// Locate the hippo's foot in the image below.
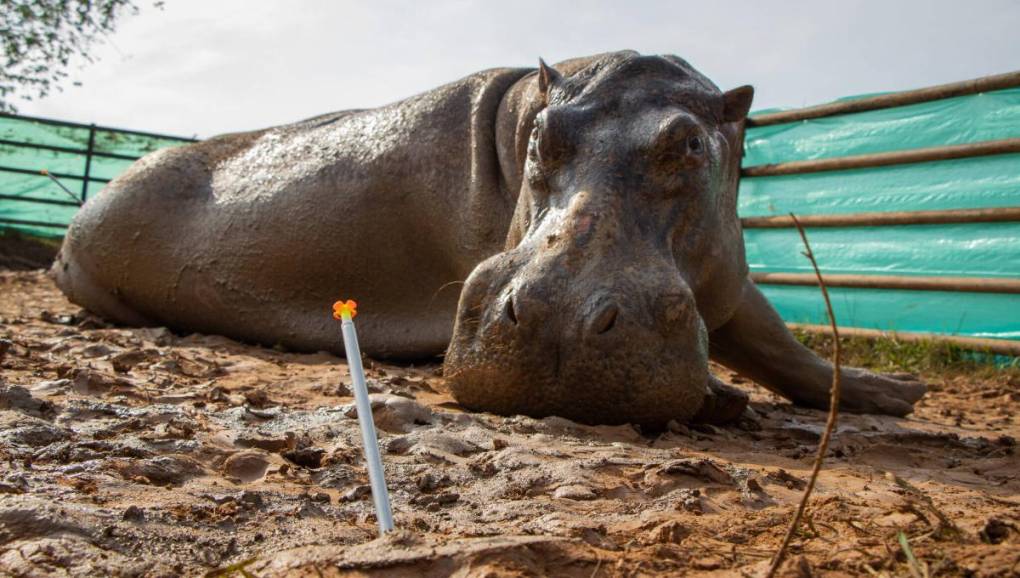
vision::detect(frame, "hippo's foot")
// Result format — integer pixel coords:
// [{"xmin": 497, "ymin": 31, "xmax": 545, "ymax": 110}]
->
[
  {"xmin": 827, "ymin": 367, "xmax": 927, "ymax": 417},
  {"xmin": 691, "ymin": 377, "xmax": 749, "ymax": 425},
  {"xmin": 794, "ymin": 367, "xmax": 927, "ymax": 417}
]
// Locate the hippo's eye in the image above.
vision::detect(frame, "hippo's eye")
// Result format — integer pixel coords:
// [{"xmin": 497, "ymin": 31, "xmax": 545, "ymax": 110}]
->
[{"xmin": 688, "ymin": 135, "xmax": 703, "ymax": 154}]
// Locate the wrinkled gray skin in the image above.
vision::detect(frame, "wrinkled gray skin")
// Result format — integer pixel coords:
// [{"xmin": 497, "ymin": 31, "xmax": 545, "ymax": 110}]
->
[{"xmin": 53, "ymin": 51, "xmax": 926, "ymax": 428}]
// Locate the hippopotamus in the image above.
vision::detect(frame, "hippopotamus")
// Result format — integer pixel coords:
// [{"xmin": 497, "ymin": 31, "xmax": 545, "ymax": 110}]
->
[{"xmin": 53, "ymin": 50, "xmax": 926, "ymax": 428}]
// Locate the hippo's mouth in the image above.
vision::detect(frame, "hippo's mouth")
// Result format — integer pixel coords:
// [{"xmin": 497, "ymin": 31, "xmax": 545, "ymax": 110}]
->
[
  {"xmin": 444, "ymin": 249, "xmax": 712, "ymax": 429},
  {"xmin": 445, "ymin": 339, "xmax": 709, "ymax": 428}
]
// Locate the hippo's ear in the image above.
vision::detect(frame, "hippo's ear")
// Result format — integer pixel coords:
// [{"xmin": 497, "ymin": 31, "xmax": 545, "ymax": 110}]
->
[
  {"xmin": 537, "ymin": 58, "xmax": 562, "ymax": 104},
  {"xmin": 722, "ymin": 85, "xmax": 755, "ymax": 123}
]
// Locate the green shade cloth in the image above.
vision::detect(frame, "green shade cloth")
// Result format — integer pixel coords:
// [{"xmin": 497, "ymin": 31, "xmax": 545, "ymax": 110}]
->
[
  {"xmin": 1, "ymin": 83, "xmax": 1018, "ymax": 343},
  {"xmin": 0, "ymin": 114, "xmax": 191, "ymax": 237},
  {"xmin": 741, "ymin": 86, "xmax": 1020, "ymax": 342},
  {"xmin": 759, "ymin": 285, "xmax": 1020, "ymax": 341}
]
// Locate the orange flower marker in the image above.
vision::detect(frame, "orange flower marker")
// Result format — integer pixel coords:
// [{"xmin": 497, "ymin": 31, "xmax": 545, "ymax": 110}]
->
[
  {"xmin": 332, "ymin": 298, "xmax": 394, "ymax": 535},
  {"xmin": 332, "ymin": 299, "xmax": 358, "ymax": 320}
]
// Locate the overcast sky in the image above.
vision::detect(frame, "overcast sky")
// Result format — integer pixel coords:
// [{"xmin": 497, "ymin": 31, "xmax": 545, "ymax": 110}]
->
[{"xmin": 16, "ymin": 0, "xmax": 1020, "ymax": 139}]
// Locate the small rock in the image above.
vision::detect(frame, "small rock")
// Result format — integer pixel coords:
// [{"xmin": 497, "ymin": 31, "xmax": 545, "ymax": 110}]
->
[
  {"xmin": 412, "ymin": 431, "xmax": 484, "ymax": 457},
  {"xmin": 283, "ymin": 447, "xmax": 324, "ymax": 469},
  {"xmin": 222, "ymin": 451, "xmax": 270, "ymax": 483},
  {"xmin": 0, "ymin": 413, "xmax": 71, "ymax": 449},
  {"xmin": 415, "ymin": 472, "xmax": 449, "ymax": 492},
  {"xmin": 322, "ymin": 447, "xmax": 358, "ymax": 466},
  {"xmin": 135, "ymin": 327, "xmax": 174, "ymax": 346},
  {"xmin": 675, "ymin": 488, "xmax": 702, "ymax": 513},
  {"xmin": 29, "ymin": 379, "xmax": 70, "ymax": 395},
  {"xmin": 235, "ymin": 432, "xmax": 295, "ymax": 453},
  {"xmin": 691, "ymin": 555, "xmax": 724, "ymax": 570},
  {"xmin": 297, "ymin": 501, "xmax": 326, "ymax": 518},
  {"xmin": 652, "ymin": 520, "xmax": 688, "ymax": 544},
  {"xmin": 980, "ymin": 517, "xmax": 1013, "ymax": 544},
  {"xmin": 111, "ymin": 455, "xmax": 204, "ymax": 486},
  {"xmin": 307, "ymin": 492, "xmax": 331, "ymax": 504},
  {"xmin": 240, "ymin": 491, "xmax": 264, "ymax": 509},
  {"xmin": 40, "ymin": 310, "xmax": 77, "ymax": 325},
  {"xmin": 243, "ymin": 389, "xmax": 271, "ymax": 408},
  {"xmin": 434, "ymin": 492, "xmax": 460, "ymax": 504},
  {"xmin": 80, "ymin": 343, "xmax": 113, "ymax": 358},
  {"xmin": 345, "ymin": 395, "xmax": 433, "ymax": 433},
  {"xmin": 0, "ymin": 384, "xmax": 53, "ymax": 417},
  {"xmin": 207, "ymin": 386, "xmax": 230, "ymax": 403},
  {"xmin": 385, "ymin": 436, "xmax": 413, "ymax": 455},
  {"xmin": 71, "ymin": 369, "xmax": 130, "ymax": 396},
  {"xmin": 111, "ymin": 349, "xmax": 157, "ymax": 373},
  {"xmin": 661, "ymin": 458, "xmax": 733, "ymax": 484},
  {"xmin": 667, "ymin": 420, "xmax": 690, "ymax": 436},
  {"xmin": 553, "ymin": 484, "xmax": 597, "ymax": 501},
  {"xmin": 767, "ymin": 469, "xmax": 807, "ymax": 490},
  {"xmin": 341, "ymin": 485, "xmax": 372, "ymax": 502},
  {"xmin": 410, "ymin": 491, "xmax": 460, "ymax": 509},
  {"xmin": 243, "ymin": 406, "xmax": 279, "ymax": 419},
  {"xmin": 156, "ymin": 354, "xmax": 221, "ymax": 378},
  {"xmin": 0, "ymin": 474, "xmax": 29, "ymax": 495},
  {"xmin": 315, "ymin": 467, "xmax": 357, "ymax": 489},
  {"xmin": 122, "ymin": 505, "xmax": 145, "ymax": 522}
]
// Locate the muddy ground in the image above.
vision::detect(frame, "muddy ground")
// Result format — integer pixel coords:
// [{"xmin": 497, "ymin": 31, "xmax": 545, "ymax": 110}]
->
[{"xmin": 1, "ymin": 269, "xmax": 1018, "ymax": 577}]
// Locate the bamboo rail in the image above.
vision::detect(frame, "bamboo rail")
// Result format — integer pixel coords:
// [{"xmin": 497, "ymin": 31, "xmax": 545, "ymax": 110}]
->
[
  {"xmin": 751, "ymin": 272, "xmax": 1020, "ymax": 294},
  {"xmin": 741, "ymin": 207, "xmax": 1020, "ymax": 228},
  {"xmin": 0, "ymin": 111, "xmax": 198, "ymax": 143},
  {"xmin": 741, "ymin": 138, "xmax": 1020, "ymax": 177},
  {"xmin": 740, "ymin": 72, "xmax": 1020, "ymax": 353},
  {"xmin": 0, "ymin": 217, "xmax": 68, "ymax": 229},
  {"xmin": 0, "ymin": 194, "xmax": 80, "ymax": 208},
  {"xmin": 788, "ymin": 323, "xmax": 1020, "ymax": 356},
  {"xmin": 747, "ymin": 70, "xmax": 1020, "ymax": 127}
]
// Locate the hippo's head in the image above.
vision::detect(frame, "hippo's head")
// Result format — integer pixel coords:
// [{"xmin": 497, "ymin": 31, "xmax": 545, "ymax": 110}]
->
[{"xmin": 445, "ymin": 52, "xmax": 754, "ymax": 428}]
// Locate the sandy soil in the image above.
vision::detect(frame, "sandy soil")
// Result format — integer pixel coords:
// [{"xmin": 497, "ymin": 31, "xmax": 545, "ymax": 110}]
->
[{"xmin": 1, "ymin": 270, "xmax": 1017, "ymax": 577}]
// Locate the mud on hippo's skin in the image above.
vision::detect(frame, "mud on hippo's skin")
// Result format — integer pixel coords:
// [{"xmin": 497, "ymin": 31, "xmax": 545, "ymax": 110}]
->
[
  {"xmin": 445, "ymin": 53, "xmax": 754, "ymax": 428},
  {"xmin": 445, "ymin": 224, "xmax": 711, "ymax": 426},
  {"xmin": 53, "ymin": 49, "xmax": 926, "ymax": 429}
]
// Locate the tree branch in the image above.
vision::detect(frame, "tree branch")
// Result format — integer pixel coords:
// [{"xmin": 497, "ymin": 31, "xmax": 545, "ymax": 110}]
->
[{"xmin": 765, "ymin": 213, "xmax": 842, "ymax": 577}]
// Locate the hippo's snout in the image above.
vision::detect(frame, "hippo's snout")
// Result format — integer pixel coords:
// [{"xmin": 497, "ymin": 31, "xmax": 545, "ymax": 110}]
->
[
  {"xmin": 499, "ymin": 281, "xmax": 694, "ymax": 347},
  {"xmin": 445, "ymin": 235, "xmax": 710, "ymax": 428}
]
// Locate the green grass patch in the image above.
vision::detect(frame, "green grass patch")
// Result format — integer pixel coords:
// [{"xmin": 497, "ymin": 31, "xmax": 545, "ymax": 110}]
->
[{"xmin": 793, "ymin": 329, "xmax": 1020, "ymax": 377}]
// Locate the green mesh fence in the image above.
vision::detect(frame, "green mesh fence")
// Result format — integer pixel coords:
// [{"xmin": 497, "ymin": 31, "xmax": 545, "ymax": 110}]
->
[
  {"xmin": 741, "ymin": 86, "xmax": 1020, "ymax": 341},
  {"xmin": 0, "ymin": 113, "xmax": 194, "ymax": 237}
]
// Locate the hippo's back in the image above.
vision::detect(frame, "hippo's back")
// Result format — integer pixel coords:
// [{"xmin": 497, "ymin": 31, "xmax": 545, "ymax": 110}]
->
[{"xmin": 53, "ymin": 66, "xmax": 531, "ymax": 357}]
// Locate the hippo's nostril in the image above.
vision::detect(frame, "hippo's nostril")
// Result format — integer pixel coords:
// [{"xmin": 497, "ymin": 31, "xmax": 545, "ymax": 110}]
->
[
  {"xmin": 590, "ymin": 303, "xmax": 619, "ymax": 335},
  {"xmin": 504, "ymin": 296, "xmax": 518, "ymax": 325}
]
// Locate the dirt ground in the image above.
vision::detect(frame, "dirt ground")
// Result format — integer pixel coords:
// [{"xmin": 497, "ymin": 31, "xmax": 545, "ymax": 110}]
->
[{"xmin": 1, "ymin": 270, "xmax": 1018, "ymax": 577}]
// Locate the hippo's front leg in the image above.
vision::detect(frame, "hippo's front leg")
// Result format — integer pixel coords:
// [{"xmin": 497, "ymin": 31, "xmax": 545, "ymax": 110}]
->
[{"xmin": 708, "ymin": 279, "xmax": 927, "ymax": 416}]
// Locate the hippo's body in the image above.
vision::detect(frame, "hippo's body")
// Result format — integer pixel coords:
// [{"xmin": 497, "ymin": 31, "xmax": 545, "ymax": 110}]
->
[{"xmin": 54, "ymin": 51, "xmax": 926, "ymax": 427}]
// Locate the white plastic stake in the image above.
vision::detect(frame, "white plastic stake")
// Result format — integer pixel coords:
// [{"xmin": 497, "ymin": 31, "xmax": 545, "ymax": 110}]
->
[{"xmin": 334, "ymin": 300, "xmax": 394, "ymax": 535}]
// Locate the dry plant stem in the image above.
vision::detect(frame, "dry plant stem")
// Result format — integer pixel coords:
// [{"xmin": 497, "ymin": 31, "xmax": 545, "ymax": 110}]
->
[
  {"xmin": 765, "ymin": 214, "xmax": 843, "ymax": 578},
  {"xmin": 42, "ymin": 171, "xmax": 84, "ymax": 205}
]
